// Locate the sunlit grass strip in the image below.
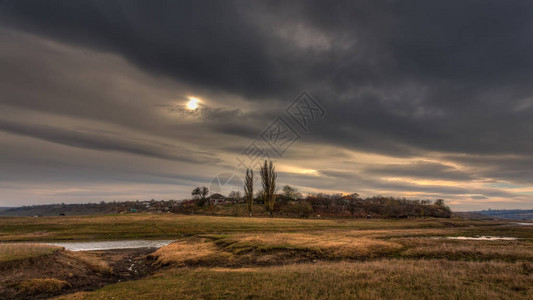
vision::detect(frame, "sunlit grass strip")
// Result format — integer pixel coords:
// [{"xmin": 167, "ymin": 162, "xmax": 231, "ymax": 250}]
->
[
  {"xmin": 216, "ymin": 232, "xmax": 403, "ymax": 259},
  {"xmin": 18, "ymin": 278, "xmax": 71, "ymax": 294},
  {"xmin": 0, "ymin": 244, "xmax": 62, "ymax": 262},
  {"xmin": 152, "ymin": 239, "xmax": 232, "ymax": 266}
]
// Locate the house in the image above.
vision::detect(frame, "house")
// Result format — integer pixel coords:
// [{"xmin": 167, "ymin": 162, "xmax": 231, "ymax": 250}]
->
[
  {"xmin": 208, "ymin": 193, "xmax": 226, "ymax": 205},
  {"xmin": 150, "ymin": 200, "xmax": 171, "ymax": 211}
]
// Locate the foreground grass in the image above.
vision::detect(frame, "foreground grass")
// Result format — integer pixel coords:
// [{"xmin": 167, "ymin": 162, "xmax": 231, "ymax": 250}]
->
[
  {"xmin": 0, "ymin": 214, "xmax": 503, "ymax": 241},
  {"xmin": 396, "ymin": 237, "xmax": 533, "ymax": 261},
  {"xmin": 2, "ymin": 214, "xmax": 532, "ymax": 299},
  {"xmin": 0, "ymin": 244, "xmax": 62, "ymax": 263},
  {"xmin": 60, "ymin": 260, "xmax": 533, "ymax": 300}
]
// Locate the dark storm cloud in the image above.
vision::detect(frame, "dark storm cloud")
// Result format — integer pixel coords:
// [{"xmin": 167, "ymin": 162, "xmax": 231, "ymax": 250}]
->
[
  {"xmin": 2, "ymin": 0, "xmax": 533, "ymax": 158},
  {"xmin": 0, "ymin": 0, "xmax": 289, "ymax": 99},
  {"xmin": 0, "ymin": 155, "xmax": 208, "ymax": 187},
  {"xmin": 0, "ymin": 119, "xmax": 220, "ymax": 164},
  {"xmin": 444, "ymin": 154, "xmax": 533, "ymax": 185}
]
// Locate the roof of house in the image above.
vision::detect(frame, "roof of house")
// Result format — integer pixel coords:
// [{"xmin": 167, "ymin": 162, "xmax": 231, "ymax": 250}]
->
[{"xmin": 208, "ymin": 193, "xmax": 226, "ymax": 199}]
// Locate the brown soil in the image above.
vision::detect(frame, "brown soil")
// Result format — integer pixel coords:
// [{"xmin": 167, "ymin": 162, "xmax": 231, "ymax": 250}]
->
[{"xmin": 0, "ymin": 248, "xmax": 160, "ymax": 299}]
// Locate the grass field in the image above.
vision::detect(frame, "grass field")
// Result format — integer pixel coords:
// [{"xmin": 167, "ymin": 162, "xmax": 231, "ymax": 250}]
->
[
  {"xmin": 0, "ymin": 214, "xmax": 507, "ymax": 241},
  {"xmin": 1, "ymin": 214, "xmax": 532, "ymax": 299},
  {"xmin": 60, "ymin": 260, "xmax": 533, "ymax": 300}
]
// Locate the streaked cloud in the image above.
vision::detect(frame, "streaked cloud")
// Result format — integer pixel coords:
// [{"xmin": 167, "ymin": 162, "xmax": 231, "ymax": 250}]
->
[{"xmin": 0, "ymin": 1, "xmax": 532, "ymax": 210}]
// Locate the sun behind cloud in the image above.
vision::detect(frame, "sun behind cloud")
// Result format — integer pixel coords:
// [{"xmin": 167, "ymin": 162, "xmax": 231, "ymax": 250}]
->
[{"xmin": 186, "ymin": 97, "xmax": 200, "ymax": 110}]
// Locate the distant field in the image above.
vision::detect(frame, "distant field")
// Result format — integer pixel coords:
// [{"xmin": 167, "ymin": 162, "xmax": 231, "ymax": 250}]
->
[{"xmin": 0, "ymin": 214, "xmax": 507, "ymax": 242}]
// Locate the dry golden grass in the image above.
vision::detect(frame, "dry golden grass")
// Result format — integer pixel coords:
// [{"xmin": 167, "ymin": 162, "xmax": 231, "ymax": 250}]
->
[
  {"xmin": 18, "ymin": 278, "xmax": 70, "ymax": 294},
  {"xmin": 63, "ymin": 251, "xmax": 113, "ymax": 274},
  {"xmin": 152, "ymin": 239, "xmax": 232, "ymax": 266},
  {"xmin": 218, "ymin": 232, "xmax": 403, "ymax": 259},
  {"xmin": 154, "ymin": 228, "xmax": 533, "ymax": 267},
  {"xmin": 58, "ymin": 260, "xmax": 533, "ymax": 300},
  {"xmin": 152, "ymin": 232, "xmax": 404, "ymax": 267},
  {"xmin": 0, "ymin": 244, "xmax": 62, "ymax": 263}
]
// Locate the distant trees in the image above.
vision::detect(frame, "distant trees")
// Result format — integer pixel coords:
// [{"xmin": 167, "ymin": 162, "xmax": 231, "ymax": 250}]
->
[
  {"xmin": 228, "ymin": 190, "xmax": 242, "ymax": 202},
  {"xmin": 244, "ymin": 169, "xmax": 254, "ymax": 217},
  {"xmin": 192, "ymin": 186, "xmax": 209, "ymax": 206},
  {"xmin": 260, "ymin": 160, "xmax": 277, "ymax": 217},
  {"xmin": 182, "ymin": 167, "xmax": 451, "ymax": 219},
  {"xmin": 282, "ymin": 185, "xmax": 302, "ymax": 200},
  {"xmin": 305, "ymin": 194, "xmax": 451, "ymax": 218},
  {"xmin": 346, "ymin": 193, "xmax": 362, "ymax": 216},
  {"xmin": 191, "ymin": 188, "xmax": 199, "ymax": 199}
]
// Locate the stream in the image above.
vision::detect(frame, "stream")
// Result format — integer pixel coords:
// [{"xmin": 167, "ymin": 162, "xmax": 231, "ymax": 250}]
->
[{"xmin": 41, "ymin": 239, "xmax": 174, "ymax": 251}]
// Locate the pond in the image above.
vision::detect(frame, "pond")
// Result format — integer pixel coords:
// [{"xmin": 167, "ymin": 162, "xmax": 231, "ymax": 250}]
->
[
  {"xmin": 41, "ymin": 240, "xmax": 174, "ymax": 251},
  {"xmin": 510, "ymin": 222, "xmax": 533, "ymax": 226}
]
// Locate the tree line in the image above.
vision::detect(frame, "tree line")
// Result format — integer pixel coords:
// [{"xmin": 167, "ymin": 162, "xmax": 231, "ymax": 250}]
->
[{"xmin": 187, "ymin": 160, "xmax": 451, "ymax": 218}]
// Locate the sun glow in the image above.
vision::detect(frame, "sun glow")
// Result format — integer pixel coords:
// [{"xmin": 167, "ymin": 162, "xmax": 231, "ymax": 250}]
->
[
  {"xmin": 186, "ymin": 97, "xmax": 200, "ymax": 110},
  {"xmin": 278, "ymin": 165, "xmax": 319, "ymax": 175}
]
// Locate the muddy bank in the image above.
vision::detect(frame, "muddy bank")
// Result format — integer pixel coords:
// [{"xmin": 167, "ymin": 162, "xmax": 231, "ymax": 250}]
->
[{"xmin": 0, "ymin": 247, "xmax": 161, "ymax": 299}]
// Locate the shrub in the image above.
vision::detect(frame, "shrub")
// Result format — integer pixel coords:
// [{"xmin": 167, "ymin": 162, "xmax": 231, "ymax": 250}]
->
[{"xmin": 18, "ymin": 278, "xmax": 71, "ymax": 294}]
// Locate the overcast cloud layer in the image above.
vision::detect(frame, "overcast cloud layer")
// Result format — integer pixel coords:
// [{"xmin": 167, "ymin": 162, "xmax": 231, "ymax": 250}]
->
[{"xmin": 1, "ymin": 0, "xmax": 532, "ymax": 210}]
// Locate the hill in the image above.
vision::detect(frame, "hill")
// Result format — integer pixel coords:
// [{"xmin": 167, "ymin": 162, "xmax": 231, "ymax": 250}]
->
[
  {"xmin": 471, "ymin": 209, "xmax": 533, "ymax": 220},
  {"xmin": 0, "ymin": 202, "xmax": 154, "ymax": 217},
  {"xmin": 0, "ymin": 196, "xmax": 452, "ymax": 219},
  {"xmin": 453, "ymin": 211, "xmax": 499, "ymax": 220}
]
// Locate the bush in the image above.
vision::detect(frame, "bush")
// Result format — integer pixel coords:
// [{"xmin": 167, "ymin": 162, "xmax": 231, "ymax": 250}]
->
[
  {"xmin": 280, "ymin": 201, "xmax": 314, "ymax": 218},
  {"xmin": 18, "ymin": 278, "xmax": 71, "ymax": 294}
]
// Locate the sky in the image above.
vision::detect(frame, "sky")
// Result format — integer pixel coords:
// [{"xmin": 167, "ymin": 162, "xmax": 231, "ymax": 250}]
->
[{"xmin": 1, "ymin": 1, "xmax": 533, "ymax": 211}]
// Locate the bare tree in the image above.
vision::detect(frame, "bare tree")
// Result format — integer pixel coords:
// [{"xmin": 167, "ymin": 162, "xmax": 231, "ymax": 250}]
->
[
  {"xmin": 260, "ymin": 160, "xmax": 277, "ymax": 217},
  {"xmin": 244, "ymin": 169, "xmax": 254, "ymax": 217},
  {"xmin": 228, "ymin": 190, "xmax": 242, "ymax": 202},
  {"xmin": 200, "ymin": 186, "xmax": 209, "ymax": 204},
  {"xmin": 346, "ymin": 193, "xmax": 361, "ymax": 216},
  {"xmin": 192, "ymin": 186, "xmax": 209, "ymax": 206},
  {"xmin": 191, "ymin": 187, "xmax": 200, "ymax": 200}
]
